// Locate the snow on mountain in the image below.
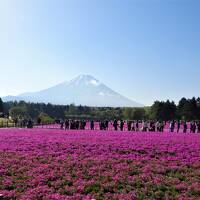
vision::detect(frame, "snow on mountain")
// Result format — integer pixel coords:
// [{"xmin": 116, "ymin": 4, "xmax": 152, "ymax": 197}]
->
[{"xmin": 2, "ymin": 75, "xmax": 143, "ymax": 107}]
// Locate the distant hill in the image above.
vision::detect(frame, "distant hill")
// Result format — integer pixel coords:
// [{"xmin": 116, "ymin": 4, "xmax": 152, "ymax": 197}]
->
[{"xmin": 2, "ymin": 74, "xmax": 143, "ymax": 107}]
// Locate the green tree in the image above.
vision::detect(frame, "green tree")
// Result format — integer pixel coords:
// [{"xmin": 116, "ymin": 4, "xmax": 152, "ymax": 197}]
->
[
  {"xmin": 132, "ymin": 108, "xmax": 146, "ymax": 120},
  {"xmin": 151, "ymin": 100, "xmax": 176, "ymax": 121},
  {"xmin": 150, "ymin": 101, "xmax": 164, "ymax": 120},
  {"xmin": 197, "ymin": 98, "xmax": 200, "ymax": 119},
  {"xmin": 0, "ymin": 98, "xmax": 3, "ymax": 116},
  {"xmin": 65, "ymin": 104, "xmax": 77, "ymax": 116},
  {"xmin": 9, "ymin": 106, "xmax": 28, "ymax": 119},
  {"xmin": 177, "ymin": 97, "xmax": 198, "ymax": 120},
  {"xmin": 38, "ymin": 112, "xmax": 54, "ymax": 123},
  {"xmin": 123, "ymin": 108, "xmax": 146, "ymax": 120},
  {"xmin": 123, "ymin": 108, "xmax": 133, "ymax": 119},
  {"xmin": 164, "ymin": 100, "xmax": 177, "ymax": 120}
]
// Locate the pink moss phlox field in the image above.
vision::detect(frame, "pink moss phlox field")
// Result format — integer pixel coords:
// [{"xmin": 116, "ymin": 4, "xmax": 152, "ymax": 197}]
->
[{"xmin": 0, "ymin": 129, "xmax": 200, "ymax": 200}]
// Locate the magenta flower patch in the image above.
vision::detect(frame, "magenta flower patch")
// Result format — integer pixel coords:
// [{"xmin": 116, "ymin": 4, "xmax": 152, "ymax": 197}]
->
[{"xmin": 0, "ymin": 129, "xmax": 200, "ymax": 199}]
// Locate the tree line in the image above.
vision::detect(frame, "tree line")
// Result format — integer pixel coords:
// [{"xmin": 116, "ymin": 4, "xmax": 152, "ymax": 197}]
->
[{"xmin": 0, "ymin": 97, "xmax": 200, "ymax": 123}]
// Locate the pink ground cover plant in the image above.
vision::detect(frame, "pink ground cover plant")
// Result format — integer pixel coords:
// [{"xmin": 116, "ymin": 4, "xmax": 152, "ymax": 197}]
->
[{"xmin": 0, "ymin": 129, "xmax": 200, "ymax": 200}]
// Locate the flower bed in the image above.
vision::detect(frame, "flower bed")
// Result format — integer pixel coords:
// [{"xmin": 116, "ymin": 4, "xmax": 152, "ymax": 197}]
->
[{"xmin": 0, "ymin": 129, "xmax": 200, "ymax": 199}]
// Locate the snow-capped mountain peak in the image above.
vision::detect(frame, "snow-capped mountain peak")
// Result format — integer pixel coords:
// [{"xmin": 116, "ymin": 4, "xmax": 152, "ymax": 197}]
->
[
  {"xmin": 2, "ymin": 75, "xmax": 143, "ymax": 107},
  {"xmin": 68, "ymin": 74, "xmax": 101, "ymax": 86}
]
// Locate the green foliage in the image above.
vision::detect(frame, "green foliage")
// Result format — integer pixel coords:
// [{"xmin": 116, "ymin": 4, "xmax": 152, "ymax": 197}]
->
[
  {"xmin": 2, "ymin": 96, "xmax": 200, "ymax": 121},
  {"xmin": 150, "ymin": 100, "xmax": 177, "ymax": 121},
  {"xmin": 0, "ymin": 118, "xmax": 14, "ymax": 127},
  {"xmin": 9, "ymin": 105, "xmax": 28, "ymax": 119},
  {"xmin": 66, "ymin": 104, "xmax": 77, "ymax": 115},
  {"xmin": 38, "ymin": 112, "xmax": 54, "ymax": 124},
  {"xmin": 0, "ymin": 98, "xmax": 4, "ymax": 116},
  {"xmin": 84, "ymin": 183, "xmax": 101, "ymax": 194},
  {"xmin": 177, "ymin": 97, "xmax": 199, "ymax": 120},
  {"xmin": 123, "ymin": 107, "xmax": 147, "ymax": 120}
]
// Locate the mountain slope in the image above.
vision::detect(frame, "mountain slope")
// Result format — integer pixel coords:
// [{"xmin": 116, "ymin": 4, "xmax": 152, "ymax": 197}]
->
[{"xmin": 2, "ymin": 75, "xmax": 143, "ymax": 107}]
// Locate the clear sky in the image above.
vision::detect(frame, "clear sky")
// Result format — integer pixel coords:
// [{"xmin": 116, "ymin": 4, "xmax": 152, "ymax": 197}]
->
[{"xmin": 0, "ymin": 0, "xmax": 200, "ymax": 106}]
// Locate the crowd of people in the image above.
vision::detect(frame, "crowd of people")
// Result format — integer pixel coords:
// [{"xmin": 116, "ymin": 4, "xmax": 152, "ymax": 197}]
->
[
  {"xmin": 8, "ymin": 117, "xmax": 200, "ymax": 133},
  {"xmin": 58, "ymin": 119, "xmax": 200, "ymax": 133},
  {"xmin": 60, "ymin": 119, "xmax": 87, "ymax": 130},
  {"xmin": 12, "ymin": 118, "xmax": 34, "ymax": 128}
]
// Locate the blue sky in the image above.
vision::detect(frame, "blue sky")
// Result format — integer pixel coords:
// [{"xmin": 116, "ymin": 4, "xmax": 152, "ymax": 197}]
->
[{"xmin": 0, "ymin": 0, "xmax": 200, "ymax": 105}]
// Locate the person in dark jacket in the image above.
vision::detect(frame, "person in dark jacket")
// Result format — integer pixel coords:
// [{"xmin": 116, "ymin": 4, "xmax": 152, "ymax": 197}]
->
[
  {"xmin": 105, "ymin": 120, "xmax": 109, "ymax": 130},
  {"xmin": 197, "ymin": 121, "xmax": 200, "ymax": 133},
  {"xmin": 75, "ymin": 120, "xmax": 80, "ymax": 130},
  {"xmin": 90, "ymin": 120, "xmax": 94, "ymax": 130},
  {"xmin": 135, "ymin": 121, "xmax": 139, "ymax": 132},
  {"xmin": 127, "ymin": 121, "xmax": 132, "ymax": 131},
  {"xmin": 65, "ymin": 119, "xmax": 69, "ymax": 130},
  {"xmin": 183, "ymin": 122, "xmax": 187, "ymax": 133},
  {"xmin": 120, "ymin": 120, "xmax": 124, "ymax": 131},
  {"xmin": 177, "ymin": 121, "xmax": 181, "ymax": 133},
  {"xmin": 113, "ymin": 120, "xmax": 118, "ymax": 131},
  {"xmin": 27, "ymin": 119, "xmax": 33, "ymax": 129}
]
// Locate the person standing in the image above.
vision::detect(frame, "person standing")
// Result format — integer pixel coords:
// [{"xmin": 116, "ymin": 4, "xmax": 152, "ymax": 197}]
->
[
  {"xmin": 75, "ymin": 120, "xmax": 80, "ymax": 130},
  {"xmin": 132, "ymin": 121, "xmax": 135, "ymax": 131},
  {"xmin": 120, "ymin": 120, "xmax": 124, "ymax": 131},
  {"xmin": 99, "ymin": 121, "xmax": 103, "ymax": 130},
  {"xmin": 197, "ymin": 121, "xmax": 200, "ymax": 133},
  {"xmin": 105, "ymin": 120, "xmax": 109, "ymax": 130},
  {"xmin": 169, "ymin": 121, "xmax": 175, "ymax": 133},
  {"xmin": 194, "ymin": 122, "xmax": 197, "ymax": 133},
  {"xmin": 155, "ymin": 121, "xmax": 160, "ymax": 132},
  {"xmin": 60, "ymin": 120, "xmax": 64, "ymax": 130},
  {"xmin": 113, "ymin": 119, "xmax": 118, "ymax": 131},
  {"xmin": 183, "ymin": 122, "xmax": 187, "ymax": 133},
  {"xmin": 65, "ymin": 119, "xmax": 69, "ymax": 130},
  {"xmin": 136, "ymin": 121, "xmax": 139, "ymax": 132},
  {"xmin": 127, "ymin": 121, "xmax": 132, "ymax": 131},
  {"xmin": 142, "ymin": 121, "xmax": 147, "ymax": 132},
  {"xmin": 82, "ymin": 120, "xmax": 86, "ymax": 130},
  {"xmin": 192, "ymin": 121, "xmax": 196, "ymax": 133},
  {"xmin": 70, "ymin": 120, "xmax": 75, "ymax": 129},
  {"xmin": 177, "ymin": 121, "xmax": 181, "ymax": 133},
  {"xmin": 90, "ymin": 120, "xmax": 94, "ymax": 130},
  {"xmin": 160, "ymin": 121, "xmax": 164, "ymax": 132}
]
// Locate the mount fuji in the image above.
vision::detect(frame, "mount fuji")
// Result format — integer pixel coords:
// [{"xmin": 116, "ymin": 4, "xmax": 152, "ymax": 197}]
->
[{"xmin": 2, "ymin": 75, "xmax": 143, "ymax": 107}]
